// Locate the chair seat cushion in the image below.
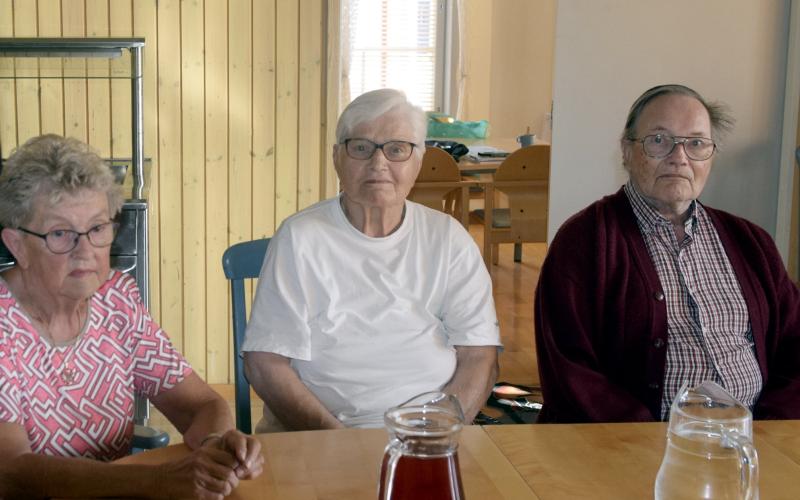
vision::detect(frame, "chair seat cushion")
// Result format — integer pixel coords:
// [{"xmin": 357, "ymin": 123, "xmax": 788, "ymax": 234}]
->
[{"xmin": 472, "ymin": 208, "xmax": 511, "ymax": 228}]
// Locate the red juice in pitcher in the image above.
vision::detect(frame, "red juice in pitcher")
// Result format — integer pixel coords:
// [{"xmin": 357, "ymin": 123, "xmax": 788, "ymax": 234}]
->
[
  {"xmin": 378, "ymin": 451, "xmax": 465, "ymax": 500},
  {"xmin": 378, "ymin": 392, "xmax": 467, "ymax": 500}
]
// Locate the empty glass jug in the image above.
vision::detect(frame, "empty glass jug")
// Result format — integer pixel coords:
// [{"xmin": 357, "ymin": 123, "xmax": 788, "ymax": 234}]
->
[
  {"xmin": 378, "ymin": 392, "xmax": 465, "ymax": 500},
  {"xmin": 655, "ymin": 381, "xmax": 759, "ymax": 500}
]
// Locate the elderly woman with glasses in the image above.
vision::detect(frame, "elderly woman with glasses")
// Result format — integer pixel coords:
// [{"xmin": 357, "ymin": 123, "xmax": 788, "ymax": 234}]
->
[
  {"xmin": 535, "ymin": 84, "xmax": 800, "ymax": 423},
  {"xmin": 0, "ymin": 135, "xmax": 262, "ymax": 498},
  {"xmin": 243, "ymin": 88, "xmax": 501, "ymax": 431}
]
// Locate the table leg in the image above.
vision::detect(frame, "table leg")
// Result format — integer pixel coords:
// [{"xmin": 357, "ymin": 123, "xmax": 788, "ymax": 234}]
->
[{"xmin": 483, "ymin": 183, "xmax": 494, "ymax": 267}]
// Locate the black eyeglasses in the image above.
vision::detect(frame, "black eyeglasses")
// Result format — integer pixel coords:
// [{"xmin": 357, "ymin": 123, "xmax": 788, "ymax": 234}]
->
[
  {"xmin": 17, "ymin": 221, "xmax": 119, "ymax": 254},
  {"xmin": 343, "ymin": 138, "xmax": 417, "ymax": 162},
  {"xmin": 629, "ymin": 134, "xmax": 716, "ymax": 161}
]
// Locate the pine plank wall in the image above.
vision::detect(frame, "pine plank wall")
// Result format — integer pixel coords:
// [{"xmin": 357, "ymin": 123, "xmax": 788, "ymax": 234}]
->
[{"xmin": 0, "ymin": 0, "xmax": 341, "ymax": 383}]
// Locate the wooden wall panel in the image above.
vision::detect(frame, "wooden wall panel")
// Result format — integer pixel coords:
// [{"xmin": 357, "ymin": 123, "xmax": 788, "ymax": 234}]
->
[
  {"xmin": 0, "ymin": 0, "xmax": 15, "ymax": 152},
  {"xmin": 85, "ymin": 0, "xmax": 111, "ymax": 157},
  {"xmin": 155, "ymin": 0, "xmax": 184, "ymax": 353},
  {"xmin": 298, "ymin": 0, "xmax": 323, "ymax": 210},
  {"xmin": 227, "ymin": 0, "xmax": 254, "ymax": 383},
  {"xmin": 181, "ymin": 0, "xmax": 207, "ymax": 375},
  {"xmin": 323, "ymin": 0, "xmax": 341, "ymax": 199},
  {"xmin": 204, "ymin": 0, "xmax": 230, "ymax": 383},
  {"xmin": 62, "ymin": 0, "xmax": 88, "ymax": 143},
  {"xmin": 109, "ymin": 0, "xmax": 133, "ymax": 161},
  {"xmin": 251, "ymin": 0, "xmax": 276, "ymax": 239},
  {"xmin": 37, "ymin": 0, "xmax": 64, "ymax": 137},
  {"xmin": 275, "ymin": 0, "xmax": 299, "ymax": 223},
  {"xmin": 0, "ymin": 0, "xmax": 337, "ymax": 384},
  {"xmin": 228, "ymin": 1, "xmax": 253, "ymax": 249},
  {"xmin": 13, "ymin": 1, "xmax": 39, "ymax": 144}
]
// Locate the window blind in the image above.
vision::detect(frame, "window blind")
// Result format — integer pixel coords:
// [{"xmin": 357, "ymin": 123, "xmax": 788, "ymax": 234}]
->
[{"xmin": 348, "ymin": 0, "xmax": 439, "ymax": 111}]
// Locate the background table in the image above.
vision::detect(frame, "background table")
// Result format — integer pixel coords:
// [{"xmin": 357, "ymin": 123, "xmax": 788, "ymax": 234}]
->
[
  {"xmin": 120, "ymin": 421, "xmax": 800, "ymax": 499},
  {"xmin": 457, "ymin": 138, "xmax": 520, "ymax": 175}
]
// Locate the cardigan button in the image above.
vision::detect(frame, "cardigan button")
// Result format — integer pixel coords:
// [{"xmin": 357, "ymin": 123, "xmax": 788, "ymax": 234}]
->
[
  {"xmin": 653, "ymin": 291, "xmax": 665, "ymax": 301},
  {"xmin": 648, "ymin": 382, "xmax": 660, "ymax": 390},
  {"xmin": 653, "ymin": 338, "xmax": 665, "ymax": 348}
]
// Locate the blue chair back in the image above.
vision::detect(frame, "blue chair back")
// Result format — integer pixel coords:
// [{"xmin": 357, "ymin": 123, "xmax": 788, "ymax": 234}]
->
[{"xmin": 221, "ymin": 238, "xmax": 270, "ymax": 434}]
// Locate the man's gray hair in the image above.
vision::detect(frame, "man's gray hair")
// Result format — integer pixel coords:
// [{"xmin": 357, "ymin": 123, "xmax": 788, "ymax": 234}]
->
[
  {"xmin": 336, "ymin": 88, "xmax": 428, "ymax": 153},
  {"xmin": 622, "ymin": 84, "xmax": 735, "ymax": 143},
  {"xmin": 0, "ymin": 134, "xmax": 125, "ymax": 228}
]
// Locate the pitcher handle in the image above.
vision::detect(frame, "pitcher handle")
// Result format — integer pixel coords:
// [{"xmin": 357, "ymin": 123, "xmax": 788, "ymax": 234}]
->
[
  {"xmin": 379, "ymin": 438, "xmax": 403, "ymax": 500},
  {"xmin": 722, "ymin": 430, "xmax": 759, "ymax": 500}
]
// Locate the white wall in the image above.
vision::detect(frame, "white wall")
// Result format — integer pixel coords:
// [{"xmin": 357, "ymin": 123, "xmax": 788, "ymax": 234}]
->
[
  {"xmin": 549, "ymin": 0, "xmax": 790, "ymax": 239},
  {"xmin": 460, "ymin": 0, "xmax": 556, "ymax": 141},
  {"xmin": 488, "ymin": 0, "xmax": 556, "ymax": 139}
]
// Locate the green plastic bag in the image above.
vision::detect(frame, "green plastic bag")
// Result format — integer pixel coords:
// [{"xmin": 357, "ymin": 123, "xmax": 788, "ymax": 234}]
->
[{"xmin": 426, "ymin": 113, "xmax": 488, "ymax": 139}]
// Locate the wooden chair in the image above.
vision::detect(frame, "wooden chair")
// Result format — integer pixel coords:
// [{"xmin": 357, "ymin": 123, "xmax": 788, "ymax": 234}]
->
[
  {"xmin": 408, "ymin": 146, "xmax": 472, "ymax": 228},
  {"xmin": 222, "ymin": 237, "xmax": 271, "ymax": 434},
  {"xmin": 480, "ymin": 145, "xmax": 550, "ymax": 266}
]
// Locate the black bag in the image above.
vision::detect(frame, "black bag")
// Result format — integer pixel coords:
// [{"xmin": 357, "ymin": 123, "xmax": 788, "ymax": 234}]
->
[{"xmin": 424, "ymin": 140, "xmax": 469, "ymax": 161}]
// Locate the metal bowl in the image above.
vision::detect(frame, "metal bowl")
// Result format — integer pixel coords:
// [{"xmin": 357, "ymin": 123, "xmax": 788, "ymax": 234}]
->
[{"xmin": 110, "ymin": 163, "xmax": 128, "ymax": 184}]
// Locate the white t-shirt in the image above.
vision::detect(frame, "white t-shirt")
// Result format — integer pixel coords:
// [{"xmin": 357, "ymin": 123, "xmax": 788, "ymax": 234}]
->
[{"xmin": 242, "ymin": 195, "xmax": 501, "ymax": 428}]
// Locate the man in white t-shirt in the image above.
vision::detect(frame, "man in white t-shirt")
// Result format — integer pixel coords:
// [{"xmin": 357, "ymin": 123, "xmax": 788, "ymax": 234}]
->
[{"xmin": 242, "ymin": 89, "xmax": 501, "ymax": 430}]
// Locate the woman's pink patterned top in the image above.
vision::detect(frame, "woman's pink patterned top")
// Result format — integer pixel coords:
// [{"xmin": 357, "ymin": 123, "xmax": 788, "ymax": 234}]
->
[{"xmin": 0, "ymin": 271, "xmax": 192, "ymax": 461}]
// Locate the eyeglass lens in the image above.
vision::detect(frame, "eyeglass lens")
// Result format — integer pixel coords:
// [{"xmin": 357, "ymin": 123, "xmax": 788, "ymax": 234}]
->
[
  {"xmin": 46, "ymin": 223, "xmax": 117, "ymax": 253},
  {"xmin": 642, "ymin": 134, "xmax": 715, "ymax": 160},
  {"xmin": 345, "ymin": 139, "xmax": 414, "ymax": 162}
]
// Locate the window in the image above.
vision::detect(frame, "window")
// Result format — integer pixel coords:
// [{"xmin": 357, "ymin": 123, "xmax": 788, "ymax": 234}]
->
[{"xmin": 346, "ymin": 0, "xmax": 449, "ymax": 112}]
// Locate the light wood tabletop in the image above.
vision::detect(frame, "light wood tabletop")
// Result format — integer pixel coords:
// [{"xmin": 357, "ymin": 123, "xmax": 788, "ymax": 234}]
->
[
  {"xmin": 119, "ymin": 421, "xmax": 800, "ymax": 499},
  {"xmin": 119, "ymin": 425, "xmax": 537, "ymax": 500},
  {"xmin": 484, "ymin": 421, "xmax": 800, "ymax": 500},
  {"xmin": 753, "ymin": 420, "xmax": 800, "ymax": 467}
]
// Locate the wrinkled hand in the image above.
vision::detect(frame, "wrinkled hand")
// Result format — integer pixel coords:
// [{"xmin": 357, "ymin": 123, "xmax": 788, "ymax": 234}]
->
[
  {"xmin": 159, "ymin": 444, "xmax": 242, "ymax": 500},
  {"xmin": 212, "ymin": 429, "xmax": 264, "ymax": 480}
]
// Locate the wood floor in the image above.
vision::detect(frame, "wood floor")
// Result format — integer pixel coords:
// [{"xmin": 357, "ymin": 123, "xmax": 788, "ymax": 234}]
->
[{"xmin": 150, "ymin": 223, "xmax": 546, "ymax": 443}]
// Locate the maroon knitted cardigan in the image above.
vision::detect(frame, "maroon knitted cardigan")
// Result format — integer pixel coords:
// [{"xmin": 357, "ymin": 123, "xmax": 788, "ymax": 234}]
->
[{"xmin": 534, "ymin": 188, "xmax": 800, "ymax": 422}]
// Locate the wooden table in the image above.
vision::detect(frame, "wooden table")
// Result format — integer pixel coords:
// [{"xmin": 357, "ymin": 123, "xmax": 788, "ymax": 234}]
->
[
  {"xmin": 118, "ymin": 425, "xmax": 536, "ymax": 499},
  {"xmin": 486, "ymin": 421, "xmax": 800, "ymax": 500},
  {"xmin": 120, "ymin": 421, "xmax": 800, "ymax": 499}
]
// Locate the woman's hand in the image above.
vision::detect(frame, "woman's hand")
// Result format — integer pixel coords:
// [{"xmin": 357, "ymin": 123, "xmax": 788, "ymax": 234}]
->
[
  {"xmin": 202, "ymin": 429, "xmax": 264, "ymax": 480},
  {"xmin": 158, "ymin": 442, "xmax": 244, "ymax": 499}
]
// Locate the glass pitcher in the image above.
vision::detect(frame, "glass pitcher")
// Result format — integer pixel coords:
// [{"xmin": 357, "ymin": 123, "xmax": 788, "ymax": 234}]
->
[
  {"xmin": 655, "ymin": 381, "xmax": 759, "ymax": 500},
  {"xmin": 378, "ymin": 391, "xmax": 466, "ymax": 500}
]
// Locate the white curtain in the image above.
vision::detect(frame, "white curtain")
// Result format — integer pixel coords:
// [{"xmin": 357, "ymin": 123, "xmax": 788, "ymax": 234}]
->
[
  {"xmin": 339, "ymin": 0, "xmax": 352, "ymax": 107},
  {"xmin": 450, "ymin": 0, "xmax": 466, "ymax": 119}
]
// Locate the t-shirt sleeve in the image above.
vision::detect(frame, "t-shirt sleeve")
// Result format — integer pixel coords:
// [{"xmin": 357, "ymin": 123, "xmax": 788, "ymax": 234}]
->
[
  {"xmin": 241, "ymin": 223, "xmax": 312, "ymax": 360},
  {"xmin": 0, "ymin": 331, "xmax": 23, "ymax": 425},
  {"xmin": 440, "ymin": 220, "xmax": 502, "ymax": 348},
  {"xmin": 124, "ymin": 279, "xmax": 192, "ymax": 399}
]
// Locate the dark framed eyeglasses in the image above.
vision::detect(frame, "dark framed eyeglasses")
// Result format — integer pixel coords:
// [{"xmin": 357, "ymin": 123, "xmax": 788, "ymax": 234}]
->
[
  {"xmin": 343, "ymin": 138, "xmax": 417, "ymax": 162},
  {"xmin": 17, "ymin": 221, "xmax": 119, "ymax": 254},
  {"xmin": 629, "ymin": 134, "xmax": 716, "ymax": 161}
]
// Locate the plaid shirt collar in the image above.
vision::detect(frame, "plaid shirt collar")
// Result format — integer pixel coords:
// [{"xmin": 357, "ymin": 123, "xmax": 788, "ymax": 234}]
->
[{"xmin": 624, "ymin": 180, "xmax": 699, "ymax": 238}]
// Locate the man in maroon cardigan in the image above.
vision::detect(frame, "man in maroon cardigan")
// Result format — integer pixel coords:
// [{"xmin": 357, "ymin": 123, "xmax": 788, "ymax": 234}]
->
[{"xmin": 535, "ymin": 84, "xmax": 800, "ymax": 423}]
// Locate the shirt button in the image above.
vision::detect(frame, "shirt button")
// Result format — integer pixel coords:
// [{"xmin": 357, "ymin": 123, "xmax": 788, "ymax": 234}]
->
[
  {"xmin": 653, "ymin": 338, "xmax": 665, "ymax": 348},
  {"xmin": 648, "ymin": 382, "xmax": 660, "ymax": 390},
  {"xmin": 653, "ymin": 291, "xmax": 665, "ymax": 301}
]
